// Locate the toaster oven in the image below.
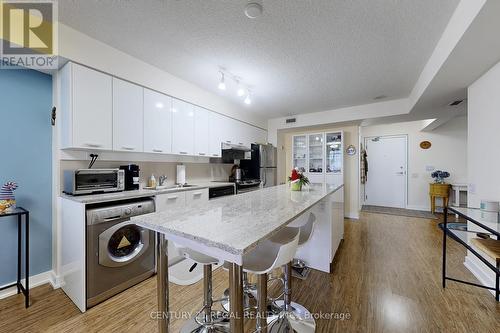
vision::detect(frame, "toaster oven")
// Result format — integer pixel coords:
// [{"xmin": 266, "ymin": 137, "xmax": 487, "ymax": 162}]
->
[{"xmin": 63, "ymin": 169, "xmax": 125, "ymax": 195}]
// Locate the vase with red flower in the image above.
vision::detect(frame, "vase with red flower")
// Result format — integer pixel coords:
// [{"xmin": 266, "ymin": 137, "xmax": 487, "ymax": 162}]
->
[{"xmin": 288, "ymin": 168, "xmax": 309, "ymax": 191}]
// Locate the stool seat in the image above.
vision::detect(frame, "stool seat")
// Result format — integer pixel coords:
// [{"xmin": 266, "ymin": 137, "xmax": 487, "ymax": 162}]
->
[{"xmin": 471, "ymin": 238, "xmax": 500, "ymax": 263}]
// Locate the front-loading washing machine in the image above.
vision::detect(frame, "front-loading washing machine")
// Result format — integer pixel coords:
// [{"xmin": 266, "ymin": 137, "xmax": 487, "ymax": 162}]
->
[{"xmin": 86, "ymin": 198, "xmax": 156, "ymax": 308}]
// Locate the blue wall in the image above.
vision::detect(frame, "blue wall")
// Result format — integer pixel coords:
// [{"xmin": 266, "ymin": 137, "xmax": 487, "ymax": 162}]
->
[{"xmin": 0, "ymin": 69, "xmax": 52, "ymax": 285}]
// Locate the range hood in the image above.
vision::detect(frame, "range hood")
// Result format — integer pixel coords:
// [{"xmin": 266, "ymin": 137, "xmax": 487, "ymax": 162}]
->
[{"xmin": 218, "ymin": 143, "xmax": 252, "ymax": 163}]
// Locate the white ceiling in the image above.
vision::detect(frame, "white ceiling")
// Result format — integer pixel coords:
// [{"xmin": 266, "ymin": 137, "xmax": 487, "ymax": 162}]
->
[{"xmin": 59, "ymin": 0, "xmax": 459, "ymax": 119}]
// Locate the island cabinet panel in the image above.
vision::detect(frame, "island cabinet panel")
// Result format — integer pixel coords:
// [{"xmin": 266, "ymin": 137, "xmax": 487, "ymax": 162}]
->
[
  {"xmin": 112, "ymin": 78, "xmax": 144, "ymax": 152},
  {"xmin": 171, "ymin": 98, "xmax": 195, "ymax": 155},
  {"xmin": 185, "ymin": 188, "xmax": 209, "ymax": 206},
  {"xmin": 143, "ymin": 89, "xmax": 173, "ymax": 154},
  {"xmin": 61, "ymin": 62, "xmax": 113, "ymax": 150}
]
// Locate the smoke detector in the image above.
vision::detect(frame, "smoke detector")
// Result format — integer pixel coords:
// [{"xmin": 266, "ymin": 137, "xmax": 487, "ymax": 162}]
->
[{"xmin": 245, "ymin": 2, "xmax": 263, "ymax": 19}]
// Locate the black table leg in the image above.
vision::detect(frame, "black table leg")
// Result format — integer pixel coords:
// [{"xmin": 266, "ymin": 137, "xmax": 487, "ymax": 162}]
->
[
  {"xmin": 25, "ymin": 212, "xmax": 29, "ymax": 308},
  {"xmin": 17, "ymin": 214, "xmax": 21, "ymax": 294}
]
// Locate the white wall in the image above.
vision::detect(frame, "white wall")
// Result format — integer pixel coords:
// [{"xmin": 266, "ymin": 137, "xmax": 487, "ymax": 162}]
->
[
  {"xmin": 277, "ymin": 125, "xmax": 360, "ymax": 219},
  {"xmin": 361, "ymin": 116, "xmax": 468, "ymax": 211},
  {"xmin": 464, "ymin": 60, "xmax": 500, "ymax": 296},
  {"xmin": 468, "ymin": 60, "xmax": 500, "ymax": 208}
]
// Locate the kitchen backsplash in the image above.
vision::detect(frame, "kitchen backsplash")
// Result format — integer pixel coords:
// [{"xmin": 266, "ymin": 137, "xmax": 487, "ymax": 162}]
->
[{"xmin": 59, "ymin": 160, "xmax": 232, "ymax": 190}]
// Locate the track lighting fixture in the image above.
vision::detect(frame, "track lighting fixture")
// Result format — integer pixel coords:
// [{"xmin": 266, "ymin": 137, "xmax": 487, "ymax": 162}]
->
[{"xmin": 218, "ymin": 71, "xmax": 226, "ymax": 90}]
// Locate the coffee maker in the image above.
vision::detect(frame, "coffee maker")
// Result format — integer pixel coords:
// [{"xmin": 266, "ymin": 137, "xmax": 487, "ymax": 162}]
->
[{"xmin": 119, "ymin": 164, "xmax": 140, "ymax": 190}]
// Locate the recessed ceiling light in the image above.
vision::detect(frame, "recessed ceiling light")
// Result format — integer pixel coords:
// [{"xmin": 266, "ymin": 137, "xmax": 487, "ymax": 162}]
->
[{"xmin": 245, "ymin": 2, "xmax": 263, "ymax": 19}]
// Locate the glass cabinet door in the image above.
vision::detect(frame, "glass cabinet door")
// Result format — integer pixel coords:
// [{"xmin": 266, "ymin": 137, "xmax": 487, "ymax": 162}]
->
[
  {"xmin": 308, "ymin": 134, "xmax": 324, "ymax": 173},
  {"xmin": 292, "ymin": 135, "xmax": 307, "ymax": 171},
  {"xmin": 326, "ymin": 132, "xmax": 342, "ymax": 174}
]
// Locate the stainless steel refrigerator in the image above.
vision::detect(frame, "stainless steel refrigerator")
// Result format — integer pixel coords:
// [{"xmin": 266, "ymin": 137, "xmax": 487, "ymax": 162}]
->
[{"xmin": 241, "ymin": 144, "xmax": 277, "ymax": 187}]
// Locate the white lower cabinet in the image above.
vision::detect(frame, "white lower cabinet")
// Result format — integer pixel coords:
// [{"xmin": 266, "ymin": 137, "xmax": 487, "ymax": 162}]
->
[
  {"xmin": 185, "ymin": 188, "xmax": 209, "ymax": 206},
  {"xmin": 156, "ymin": 192, "xmax": 186, "ymax": 211}
]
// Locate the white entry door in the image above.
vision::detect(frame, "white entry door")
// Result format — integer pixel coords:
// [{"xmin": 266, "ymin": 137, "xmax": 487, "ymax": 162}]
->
[{"xmin": 364, "ymin": 136, "xmax": 407, "ymax": 208}]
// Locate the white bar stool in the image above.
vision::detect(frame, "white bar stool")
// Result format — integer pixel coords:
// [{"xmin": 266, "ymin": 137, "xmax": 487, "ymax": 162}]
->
[
  {"xmin": 268, "ymin": 212, "xmax": 317, "ymax": 333},
  {"xmin": 177, "ymin": 247, "xmax": 230, "ymax": 333},
  {"xmin": 221, "ymin": 227, "xmax": 300, "ymax": 333},
  {"xmin": 291, "ymin": 212, "xmax": 316, "ymax": 271}
]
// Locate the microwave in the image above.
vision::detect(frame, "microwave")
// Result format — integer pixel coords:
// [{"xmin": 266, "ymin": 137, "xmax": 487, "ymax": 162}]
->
[{"xmin": 63, "ymin": 169, "xmax": 125, "ymax": 195}]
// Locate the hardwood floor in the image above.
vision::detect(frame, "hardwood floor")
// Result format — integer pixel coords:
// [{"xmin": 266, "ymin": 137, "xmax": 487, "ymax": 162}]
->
[{"xmin": 1, "ymin": 212, "xmax": 499, "ymax": 333}]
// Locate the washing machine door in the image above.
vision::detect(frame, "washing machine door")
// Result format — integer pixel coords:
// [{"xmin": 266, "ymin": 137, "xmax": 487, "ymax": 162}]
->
[{"xmin": 98, "ymin": 220, "xmax": 150, "ymax": 267}]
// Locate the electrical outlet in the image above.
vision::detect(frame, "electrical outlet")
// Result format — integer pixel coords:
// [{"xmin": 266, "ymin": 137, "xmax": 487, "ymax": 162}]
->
[
  {"xmin": 425, "ymin": 166, "xmax": 435, "ymax": 172},
  {"xmin": 412, "ymin": 173, "xmax": 419, "ymax": 179},
  {"xmin": 468, "ymin": 183, "xmax": 476, "ymax": 194}
]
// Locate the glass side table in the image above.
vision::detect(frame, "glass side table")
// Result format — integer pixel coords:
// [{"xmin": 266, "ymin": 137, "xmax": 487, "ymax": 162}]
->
[{"xmin": 0, "ymin": 207, "xmax": 29, "ymax": 308}]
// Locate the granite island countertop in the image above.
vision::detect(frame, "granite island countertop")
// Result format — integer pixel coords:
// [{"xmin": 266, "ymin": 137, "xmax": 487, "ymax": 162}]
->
[{"xmin": 131, "ymin": 183, "xmax": 343, "ymax": 256}]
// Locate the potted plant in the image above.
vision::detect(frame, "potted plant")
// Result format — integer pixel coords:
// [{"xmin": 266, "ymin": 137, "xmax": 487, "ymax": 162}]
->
[
  {"xmin": 288, "ymin": 168, "xmax": 310, "ymax": 191},
  {"xmin": 431, "ymin": 170, "xmax": 450, "ymax": 184}
]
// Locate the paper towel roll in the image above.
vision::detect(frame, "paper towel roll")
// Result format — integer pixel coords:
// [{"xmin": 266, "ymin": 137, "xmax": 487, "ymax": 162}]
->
[{"xmin": 176, "ymin": 165, "xmax": 186, "ymax": 185}]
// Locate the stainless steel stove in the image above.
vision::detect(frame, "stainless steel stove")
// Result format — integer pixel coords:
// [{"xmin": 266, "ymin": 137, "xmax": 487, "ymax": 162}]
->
[{"xmin": 234, "ymin": 179, "xmax": 261, "ymax": 194}]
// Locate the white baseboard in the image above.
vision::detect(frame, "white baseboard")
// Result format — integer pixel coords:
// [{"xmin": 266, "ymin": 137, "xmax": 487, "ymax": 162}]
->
[
  {"xmin": 0, "ymin": 270, "xmax": 58, "ymax": 300},
  {"xmin": 405, "ymin": 205, "xmax": 430, "ymax": 212},
  {"xmin": 345, "ymin": 211, "xmax": 359, "ymax": 220},
  {"xmin": 464, "ymin": 255, "xmax": 496, "ymax": 297}
]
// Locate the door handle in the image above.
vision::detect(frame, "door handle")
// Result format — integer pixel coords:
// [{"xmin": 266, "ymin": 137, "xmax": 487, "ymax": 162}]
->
[
  {"xmin": 122, "ymin": 146, "xmax": 135, "ymax": 151},
  {"xmin": 396, "ymin": 172, "xmax": 404, "ymax": 175},
  {"xmin": 153, "ymin": 148, "xmax": 163, "ymax": 153},
  {"xmin": 85, "ymin": 143, "xmax": 103, "ymax": 148}
]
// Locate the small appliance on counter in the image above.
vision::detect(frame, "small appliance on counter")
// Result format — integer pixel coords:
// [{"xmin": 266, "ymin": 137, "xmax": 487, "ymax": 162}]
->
[
  {"xmin": 119, "ymin": 164, "xmax": 140, "ymax": 191},
  {"xmin": 63, "ymin": 169, "xmax": 125, "ymax": 195}
]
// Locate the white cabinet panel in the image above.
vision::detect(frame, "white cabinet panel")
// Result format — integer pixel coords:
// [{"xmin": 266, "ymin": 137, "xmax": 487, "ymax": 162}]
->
[
  {"xmin": 144, "ymin": 89, "xmax": 172, "ymax": 154},
  {"xmin": 69, "ymin": 63, "xmax": 113, "ymax": 150},
  {"xmin": 156, "ymin": 192, "xmax": 186, "ymax": 211},
  {"xmin": 113, "ymin": 78, "xmax": 144, "ymax": 152},
  {"xmin": 172, "ymin": 98, "xmax": 195, "ymax": 155},
  {"xmin": 208, "ymin": 111, "xmax": 224, "ymax": 157},
  {"xmin": 194, "ymin": 106, "xmax": 210, "ymax": 157},
  {"xmin": 185, "ymin": 189, "xmax": 209, "ymax": 207}
]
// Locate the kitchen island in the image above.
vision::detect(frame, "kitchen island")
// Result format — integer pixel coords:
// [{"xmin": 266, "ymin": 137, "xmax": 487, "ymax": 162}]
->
[{"xmin": 131, "ymin": 183, "xmax": 344, "ymax": 332}]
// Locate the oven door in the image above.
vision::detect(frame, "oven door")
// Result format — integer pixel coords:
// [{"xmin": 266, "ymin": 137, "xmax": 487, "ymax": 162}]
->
[{"xmin": 237, "ymin": 184, "xmax": 261, "ymax": 194}]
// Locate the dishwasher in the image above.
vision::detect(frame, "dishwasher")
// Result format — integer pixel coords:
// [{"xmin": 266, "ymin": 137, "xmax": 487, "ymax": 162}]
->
[{"xmin": 86, "ymin": 198, "xmax": 155, "ymax": 308}]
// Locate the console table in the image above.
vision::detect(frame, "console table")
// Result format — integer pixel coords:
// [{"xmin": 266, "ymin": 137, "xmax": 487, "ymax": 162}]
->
[
  {"xmin": 442, "ymin": 206, "xmax": 499, "ymax": 301},
  {"xmin": 430, "ymin": 183, "xmax": 451, "ymax": 214},
  {"xmin": 0, "ymin": 207, "xmax": 30, "ymax": 308}
]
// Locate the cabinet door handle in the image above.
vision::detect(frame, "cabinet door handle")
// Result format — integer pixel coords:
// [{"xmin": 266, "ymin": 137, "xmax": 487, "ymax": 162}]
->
[
  {"xmin": 167, "ymin": 196, "xmax": 178, "ymax": 200},
  {"xmin": 239, "ymin": 143, "xmax": 244, "ymax": 145},
  {"xmin": 85, "ymin": 143, "xmax": 103, "ymax": 148},
  {"xmin": 193, "ymin": 192, "xmax": 203, "ymax": 196},
  {"xmin": 198, "ymin": 152, "xmax": 206, "ymax": 156},
  {"xmin": 212, "ymin": 154, "xmax": 219, "ymax": 157},
  {"xmin": 179, "ymin": 151, "xmax": 188, "ymax": 155},
  {"xmin": 226, "ymin": 141, "xmax": 232, "ymax": 143},
  {"xmin": 122, "ymin": 146, "xmax": 135, "ymax": 151},
  {"xmin": 153, "ymin": 149, "xmax": 163, "ymax": 153}
]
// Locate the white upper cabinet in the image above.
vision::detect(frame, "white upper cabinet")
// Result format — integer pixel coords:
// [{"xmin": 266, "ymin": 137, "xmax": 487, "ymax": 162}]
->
[
  {"xmin": 194, "ymin": 106, "xmax": 210, "ymax": 157},
  {"xmin": 112, "ymin": 78, "xmax": 144, "ymax": 152},
  {"xmin": 171, "ymin": 98, "xmax": 195, "ymax": 155},
  {"xmin": 61, "ymin": 62, "xmax": 113, "ymax": 150},
  {"xmin": 143, "ymin": 89, "xmax": 172, "ymax": 154},
  {"xmin": 208, "ymin": 112, "xmax": 224, "ymax": 157}
]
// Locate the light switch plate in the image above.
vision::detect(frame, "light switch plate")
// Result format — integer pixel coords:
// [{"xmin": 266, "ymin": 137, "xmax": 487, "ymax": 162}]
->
[
  {"xmin": 468, "ymin": 183, "xmax": 476, "ymax": 194},
  {"xmin": 425, "ymin": 166, "xmax": 435, "ymax": 172}
]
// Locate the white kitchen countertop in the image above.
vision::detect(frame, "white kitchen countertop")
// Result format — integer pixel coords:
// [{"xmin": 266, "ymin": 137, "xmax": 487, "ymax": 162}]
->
[
  {"xmin": 60, "ymin": 181, "xmax": 236, "ymax": 204},
  {"xmin": 131, "ymin": 183, "xmax": 343, "ymax": 256}
]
